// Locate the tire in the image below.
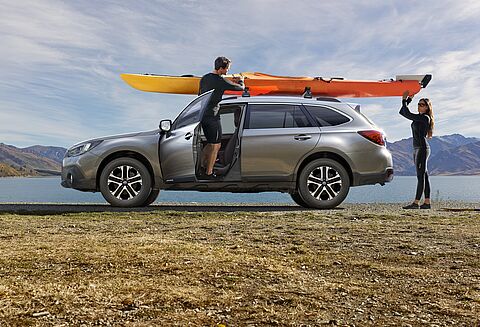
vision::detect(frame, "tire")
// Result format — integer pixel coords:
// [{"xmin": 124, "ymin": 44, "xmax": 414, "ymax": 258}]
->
[
  {"xmin": 290, "ymin": 192, "xmax": 309, "ymax": 208},
  {"xmin": 99, "ymin": 158, "xmax": 152, "ymax": 207},
  {"xmin": 142, "ymin": 189, "xmax": 160, "ymax": 206},
  {"xmin": 297, "ymin": 158, "xmax": 350, "ymax": 209}
]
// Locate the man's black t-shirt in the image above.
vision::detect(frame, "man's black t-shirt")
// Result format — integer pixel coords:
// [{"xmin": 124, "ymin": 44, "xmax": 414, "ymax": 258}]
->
[{"xmin": 199, "ymin": 73, "xmax": 243, "ymax": 120}]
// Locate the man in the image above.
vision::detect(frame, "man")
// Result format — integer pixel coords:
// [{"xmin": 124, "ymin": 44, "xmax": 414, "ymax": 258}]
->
[{"xmin": 199, "ymin": 56, "xmax": 244, "ymax": 178}]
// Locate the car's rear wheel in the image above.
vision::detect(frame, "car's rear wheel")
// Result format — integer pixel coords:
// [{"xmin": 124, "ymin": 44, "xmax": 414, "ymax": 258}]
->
[
  {"xmin": 99, "ymin": 158, "xmax": 152, "ymax": 207},
  {"xmin": 297, "ymin": 158, "xmax": 350, "ymax": 209},
  {"xmin": 290, "ymin": 192, "xmax": 309, "ymax": 208}
]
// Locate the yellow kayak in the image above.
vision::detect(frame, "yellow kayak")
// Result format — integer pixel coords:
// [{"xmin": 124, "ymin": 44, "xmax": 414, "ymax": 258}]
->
[{"xmin": 121, "ymin": 74, "xmax": 201, "ymax": 94}]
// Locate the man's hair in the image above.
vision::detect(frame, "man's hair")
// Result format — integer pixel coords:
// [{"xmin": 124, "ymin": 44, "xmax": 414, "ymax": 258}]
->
[{"xmin": 214, "ymin": 56, "xmax": 231, "ymax": 70}]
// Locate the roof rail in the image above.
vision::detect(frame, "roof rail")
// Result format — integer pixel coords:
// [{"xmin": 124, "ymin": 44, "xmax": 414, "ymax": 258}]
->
[
  {"xmin": 316, "ymin": 97, "xmax": 341, "ymax": 102},
  {"xmin": 222, "ymin": 96, "xmax": 238, "ymax": 101}
]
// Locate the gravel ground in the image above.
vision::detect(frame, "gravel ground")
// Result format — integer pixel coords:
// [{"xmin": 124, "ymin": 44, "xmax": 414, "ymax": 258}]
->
[{"xmin": 0, "ymin": 201, "xmax": 478, "ymax": 326}]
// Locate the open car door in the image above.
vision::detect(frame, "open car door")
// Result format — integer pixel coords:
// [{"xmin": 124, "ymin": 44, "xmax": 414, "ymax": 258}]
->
[{"xmin": 159, "ymin": 91, "xmax": 213, "ymax": 182}]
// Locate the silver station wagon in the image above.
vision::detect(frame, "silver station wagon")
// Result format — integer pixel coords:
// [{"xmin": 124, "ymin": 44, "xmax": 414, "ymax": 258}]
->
[{"xmin": 62, "ymin": 90, "xmax": 393, "ymax": 209}]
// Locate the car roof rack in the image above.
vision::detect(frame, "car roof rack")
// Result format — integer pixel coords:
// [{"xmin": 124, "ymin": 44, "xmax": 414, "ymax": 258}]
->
[
  {"xmin": 302, "ymin": 87, "xmax": 313, "ymax": 98},
  {"xmin": 242, "ymin": 87, "xmax": 251, "ymax": 97}
]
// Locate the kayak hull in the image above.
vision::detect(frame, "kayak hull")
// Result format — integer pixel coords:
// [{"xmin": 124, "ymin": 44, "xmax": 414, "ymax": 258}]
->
[{"xmin": 120, "ymin": 72, "xmax": 430, "ymax": 98}]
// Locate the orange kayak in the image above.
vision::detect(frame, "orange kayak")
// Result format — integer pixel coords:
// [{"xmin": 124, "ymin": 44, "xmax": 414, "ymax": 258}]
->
[{"xmin": 120, "ymin": 72, "xmax": 431, "ymax": 98}]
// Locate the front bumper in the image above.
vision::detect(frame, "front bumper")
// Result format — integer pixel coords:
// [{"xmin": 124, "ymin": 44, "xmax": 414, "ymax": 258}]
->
[{"xmin": 61, "ymin": 152, "xmax": 100, "ymax": 191}]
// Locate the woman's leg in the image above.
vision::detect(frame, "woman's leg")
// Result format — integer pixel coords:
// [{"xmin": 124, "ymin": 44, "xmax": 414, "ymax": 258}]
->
[
  {"xmin": 424, "ymin": 172, "xmax": 431, "ymax": 204},
  {"xmin": 423, "ymin": 148, "xmax": 431, "ymax": 204},
  {"xmin": 414, "ymin": 148, "xmax": 427, "ymax": 203}
]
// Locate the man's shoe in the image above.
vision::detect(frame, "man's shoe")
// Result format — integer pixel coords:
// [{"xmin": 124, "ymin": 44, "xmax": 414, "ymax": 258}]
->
[
  {"xmin": 402, "ymin": 203, "xmax": 419, "ymax": 209},
  {"xmin": 201, "ymin": 172, "xmax": 221, "ymax": 180},
  {"xmin": 420, "ymin": 203, "xmax": 431, "ymax": 209}
]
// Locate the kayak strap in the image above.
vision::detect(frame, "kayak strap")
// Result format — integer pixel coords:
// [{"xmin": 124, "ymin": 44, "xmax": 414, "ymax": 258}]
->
[{"xmin": 314, "ymin": 77, "xmax": 345, "ymax": 83}]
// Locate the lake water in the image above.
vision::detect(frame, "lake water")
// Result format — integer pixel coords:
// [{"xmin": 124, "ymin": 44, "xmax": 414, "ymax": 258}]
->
[{"xmin": 0, "ymin": 176, "xmax": 478, "ymax": 204}]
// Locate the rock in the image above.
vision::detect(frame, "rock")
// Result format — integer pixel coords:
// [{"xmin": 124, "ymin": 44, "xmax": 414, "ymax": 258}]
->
[{"xmin": 32, "ymin": 311, "xmax": 50, "ymax": 317}]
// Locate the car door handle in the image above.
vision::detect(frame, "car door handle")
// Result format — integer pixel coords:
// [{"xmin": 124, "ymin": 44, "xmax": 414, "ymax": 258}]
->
[
  {"xmin": 185, "ymin": 132, "xmax": 193, "ymax": 140},
  {"xmin": 294, "ymin": 134, "xmax": 312, "ymax": 141}
]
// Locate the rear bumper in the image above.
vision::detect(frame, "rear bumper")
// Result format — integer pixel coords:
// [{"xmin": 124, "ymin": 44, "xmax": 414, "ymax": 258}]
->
[{"xmin": 353, "ymin": 168, "xmax": 394, "ymax": 186}]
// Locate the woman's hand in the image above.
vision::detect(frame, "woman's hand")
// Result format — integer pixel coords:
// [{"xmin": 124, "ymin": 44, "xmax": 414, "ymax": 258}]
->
[{"xmin": 403, "ymin": 90, "xmax": 414, "ymax": 104}]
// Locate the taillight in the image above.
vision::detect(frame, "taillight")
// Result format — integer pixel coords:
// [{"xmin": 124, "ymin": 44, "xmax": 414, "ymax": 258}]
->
[{"xmin": 358, "ymin": 130, "xmax": 385, "ymax": 146}]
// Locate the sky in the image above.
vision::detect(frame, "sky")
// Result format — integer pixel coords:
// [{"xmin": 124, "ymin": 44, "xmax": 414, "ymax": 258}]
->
[{"xmin": 1, "ymin": 0, "xmax": 479, "ymax": 148}]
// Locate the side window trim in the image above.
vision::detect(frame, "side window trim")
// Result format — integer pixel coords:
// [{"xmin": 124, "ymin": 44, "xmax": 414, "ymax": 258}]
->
[
  {"xmin": 302, "ymin": 104, "xmax": 352, "ymax": 127},
  {"xmin": 244, "ymin": 103, "xmax": 312, "ymax": 129},
  {"xmin": 244, "ymin": 103, "xmax": 251, "ymax": 129},
  {"xmin": 299, "ymin": 104, "xmax": 318, "ymax": 127},
  {"xmin": 296, "ymin": 105, "xmax": 315, "ymax": 128}
]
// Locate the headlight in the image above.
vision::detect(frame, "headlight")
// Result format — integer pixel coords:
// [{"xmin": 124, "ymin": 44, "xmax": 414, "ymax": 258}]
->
[{"xmin": 66, "ymin": 140, "xmax": 103, "ymax": 157}]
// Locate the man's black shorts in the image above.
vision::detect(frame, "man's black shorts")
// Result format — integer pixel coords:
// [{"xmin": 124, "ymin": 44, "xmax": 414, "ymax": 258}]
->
[{"xmin": 201, "ymin": 118, "xmax": 222, "ymax": 144}]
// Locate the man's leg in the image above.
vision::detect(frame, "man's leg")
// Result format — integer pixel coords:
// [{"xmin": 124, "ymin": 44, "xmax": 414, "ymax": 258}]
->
[
  {"xmin": 200, "ymin": 120, "xmax": 214, "ymax": 173},
  {"xmin": 206, "ymin": 143, "xmax": 221, "ymax": 175},
  {"xmin": 201, "ymin": 144, "xmax": 211, "ymax": 169}
]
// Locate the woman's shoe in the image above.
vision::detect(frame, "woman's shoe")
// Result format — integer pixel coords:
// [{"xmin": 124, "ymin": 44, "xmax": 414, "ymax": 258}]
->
[
  {"xmin": 402, "ymin": 203, "xmax": 419, "ymax": 209},
  {"xmin": 420, "ymin": 203, "xmax": 431, "ymax": 209}
]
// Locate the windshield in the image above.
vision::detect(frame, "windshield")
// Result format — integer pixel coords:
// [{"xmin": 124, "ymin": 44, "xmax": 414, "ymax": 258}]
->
[{"xmin": 172, "ymin": 91, "xmax": 213, "ymax": 130}]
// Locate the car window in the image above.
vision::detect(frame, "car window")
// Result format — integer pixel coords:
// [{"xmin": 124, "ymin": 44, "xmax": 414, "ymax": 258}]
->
[
  {"xmin": 174, "ymin": 93, "xmax": 210, "ymax": 129},
  {"xmin": 220, "ymin": 112, "xmax": 236, "ymax": 134},
  {"xmin": 246, "ymin": 104, "xmax": 312, "ymax": 129},
  {"xmin": 304, "ymin": 105, "xmax": 350, "ymax": 127}
]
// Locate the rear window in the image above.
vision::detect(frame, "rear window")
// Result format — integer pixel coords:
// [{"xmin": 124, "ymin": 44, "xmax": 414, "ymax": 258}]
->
[
  {"xmin": 246, "ymin": 104, "xmax": 312, "ymax": 129},
  {"xmin": 304, "ymin": 105, "xmax": 350, "ymax": 127}
]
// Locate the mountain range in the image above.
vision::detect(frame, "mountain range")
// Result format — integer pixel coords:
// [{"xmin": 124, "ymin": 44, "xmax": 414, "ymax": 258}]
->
[
  {"xmin": 1, "ymin": 133, "xmax": 479, "ymax": 177},
  {"xmin": 387, "ymin": 134, "xmax": 480, "ymax": 175},
  {"xmin": 0, "ymin": 143, "xmax": 66, "ymax": 177}
]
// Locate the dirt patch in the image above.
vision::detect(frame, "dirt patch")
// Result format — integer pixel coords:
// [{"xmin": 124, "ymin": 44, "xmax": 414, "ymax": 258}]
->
[{"xmin": 0, "ymin": 204, "xmax": 479, "ymax": 326}]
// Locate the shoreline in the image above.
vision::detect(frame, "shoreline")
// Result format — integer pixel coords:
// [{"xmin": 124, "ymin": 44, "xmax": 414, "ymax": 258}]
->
[{"xmin": 0, "ymin": 201, "xmax": 478, "ymax": 214}]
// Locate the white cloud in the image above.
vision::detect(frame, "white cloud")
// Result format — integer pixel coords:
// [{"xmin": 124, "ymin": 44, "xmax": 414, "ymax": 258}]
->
[{"xmin": 0, "ymin": 0, "xmax": 479, "ymax": 148}]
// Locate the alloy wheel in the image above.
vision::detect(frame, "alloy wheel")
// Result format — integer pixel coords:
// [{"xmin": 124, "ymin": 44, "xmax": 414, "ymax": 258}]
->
[
  {"xmin": 306, "ymin": 166, "xmax": 342, "ymax": 201},
  {"xmin": 107, "ymin": 165, "xmax": 143, "ymax": 201}
]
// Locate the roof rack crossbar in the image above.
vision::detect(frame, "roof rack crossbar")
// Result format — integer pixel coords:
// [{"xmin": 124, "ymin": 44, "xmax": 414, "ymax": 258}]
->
[
  {"xmin": 242, "ymin": 87, "xmax": 250, "ymax": 97},
  {"xmin": 302, "ymin": 87, "xmax": 313, "ymax": 98}
]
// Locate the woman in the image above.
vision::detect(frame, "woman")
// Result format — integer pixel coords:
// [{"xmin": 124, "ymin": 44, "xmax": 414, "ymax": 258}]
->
[{"xmin": 399, "ymin": 91, "xmax": 435, "ymax": 209}]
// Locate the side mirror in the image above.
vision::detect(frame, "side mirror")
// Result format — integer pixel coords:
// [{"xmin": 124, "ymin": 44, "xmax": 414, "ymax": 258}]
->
[{"xmin": 159, "ymin": 119, "xmax": 172, "ymax": 133}]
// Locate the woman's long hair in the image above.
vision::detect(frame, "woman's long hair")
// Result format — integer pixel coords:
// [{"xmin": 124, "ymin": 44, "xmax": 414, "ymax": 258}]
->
[{"xmin": 422, "ymin": 98, "xmax": 434, "ymax": 138}]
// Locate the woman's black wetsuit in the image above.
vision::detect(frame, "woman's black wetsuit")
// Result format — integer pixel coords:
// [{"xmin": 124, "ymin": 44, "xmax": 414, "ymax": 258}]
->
[{"xmin": 399, "ymin": 98, "xmax": 431, "ymax": 201}]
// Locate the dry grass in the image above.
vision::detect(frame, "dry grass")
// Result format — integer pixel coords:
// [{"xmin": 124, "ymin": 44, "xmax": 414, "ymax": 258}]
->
[{"xmin": 0, "ymin": 205, "xmax": 479, "ymax": 326}]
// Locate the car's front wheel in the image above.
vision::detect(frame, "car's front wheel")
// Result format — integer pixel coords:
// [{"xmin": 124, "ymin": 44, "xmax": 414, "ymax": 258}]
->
[
  {"xmin": 99, "ymin": 158, "xmax": 152, "ymax": 207},
  {"xmin": 142, "ymin": 189, "xmax": 160, "ymax": 206},
  {"xmin": 297, "ymin": 158, "xmax": 350, "ymax": 209}
]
